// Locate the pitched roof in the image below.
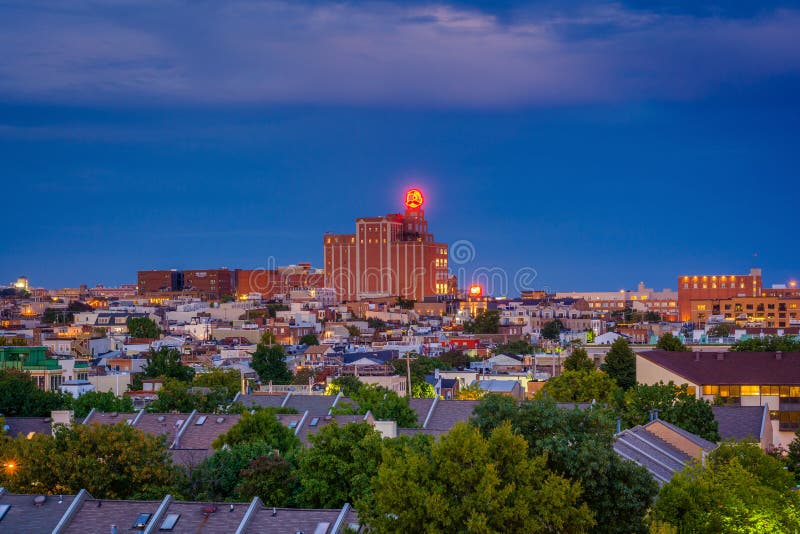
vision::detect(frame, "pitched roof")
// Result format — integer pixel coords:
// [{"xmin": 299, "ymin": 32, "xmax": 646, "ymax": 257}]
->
[
  {"xmin": 284, "ymin": 394, "xmax": 338, "ymax": 415},
  {"xmin": 158, "ymin": 500, "xmax": 250, "ymax": 533},
  {"xmin": 423, "ymin": 400, "xmax": 479, "ymax": 431},
  {"xmin": 407, "ymin": 397, "xmax": 435, "ymax": 427},
  {"xmin": 2, "ymin": 417, "xmax": 52, "ymax": 438},
  {"xmin": 613, "ymin": 426, "xmax": 692, "ymax": 484},
  {"xmin": 0, "ymin": 491, "xmax": 76, "ymax": 532},
  {"xmin": 712, "ymin": 405, "xmax": 767, "ymax": 441},
  {"xmin": 62, "ymin": 497, "xmax": 161, "ymax": 534},
  {"xmin": 638, "ymin": 350, "xmax": 800, "ymax": 385},
  {"xmin": 243, "ymin": 504, "xmax": 358, "ymax": 533},
  {"xmin": 236, "ymin": 393, "xmax": 286, "ymax": 409},
  {"xmin": 474, "ymin": 379, "xmax": 519, "ymax": 392}
]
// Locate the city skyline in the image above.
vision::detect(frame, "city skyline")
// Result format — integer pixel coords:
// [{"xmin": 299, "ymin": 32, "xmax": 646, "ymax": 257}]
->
[{"xmin": 2, "ymin": 0, "xmax": 798, "ymax": 291}]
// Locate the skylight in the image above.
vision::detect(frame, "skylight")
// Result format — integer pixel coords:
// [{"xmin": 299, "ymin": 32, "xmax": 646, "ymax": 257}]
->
[
  {"xmin": 159, "ymin": 513, "xmax": 181, "ymax": 531},
  {"xmin": 195, "ymin": 416, "xmax": 207, "ymax": 425},
  {"xmin": 0, "ymin": 505, "xmax": 10, "ymax": 521},
  {"xmin": 133, "ymin": 512, "xmax": 152, "ymax": 529},
  {"xmin": 310, "ymin": 417, "xmax": 319, "ymax": 427}
]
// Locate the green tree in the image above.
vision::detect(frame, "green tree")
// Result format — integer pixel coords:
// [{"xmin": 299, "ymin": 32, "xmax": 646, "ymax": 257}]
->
[
  {"xmin": 235, "ymin": 452, "xmax": 301, "ymax": 506},
  {"xmin": 324, "ymin": 375, "xmax": 362, "ymax": 396},
  {"xmin": 126, "ymin": 316, "xmax": 162, "ymax": 339},
  {"xmin": 601, "ymin": 337, "xmax": 636, "ymax": 390},
  {"xmin": 655, "ymin": 332, "xmax": 688, "ymax": 351},
  {"xmin": 786, "ymin": 429, "xmax": 800, "ymax": 482},
  {"xmin": 0, "ymin": 422, "xmax": 178, "ymax": 499},
  {"xmin": 462, "ymin": 310, "xmax": 500, "ymax": 334},
  {"xmin": 411, "ymin": 381, "xmax": 436, "ymax": 398},
  {"xmin": 494, "ymin": 339, "xmax": 535, "ymax": 355},
  {"xmin": 186, "ymin": 441, "xmax": 284, "ymax": 501},
  {"xmin": 297, "ymin": 422, "xmax": 384, "ymax": 508},
  {"xmin": 40, "ymin": 308, "xmax": 73, "ymax": 324},
  {"xmin": 292, "ymin": 367, "xmax": 318, "ymax": 386},
  {"xmin": 251, "ymin": 333, "xmax": 292, "ymax": 385},
  {"xmin": 471, "ymin": 397, "xmax": 658, "ymax": 534},
  {"xmin": 540, "ymin": 319, "xmax": 565, "ymax": 342},
  {"xmin": 345, "ymin": 325, "xmax": 362, "ymax": 338},
  {"xmin": 730, "ymin": 335, "xmax": 800, "ymax": 352},
  {"xmin": 438, "ymin": 349, "xmax": 474, "ymax": 369},
  {"xmin": 211, "ymin": 408, "xmax": 301, "ymax": 452},
  {"xmin": 652, "ymin": 441, "xmax": 800, "ymax": 533},
  {"xmin": 146, "ymin": 378, "xmax": 227, "ymax": 413},
  {"xmin": 455, "ymin": 381, "xmax": 486, "ymax": 400},
  {"xmin": 540, "ymin": 370, "xmax": 620, "ymax": 404},
  {"xmin": 299, "ymin": 333, "xmax": 319, "ymax": 346},
  {"xmin": 563, "ymin": 346, "xmax": 595, "ymax": 372},
  {"xmin": 66, "ymin": 390, "xmax": 134, "ymax": 419},
  {"xmin": 620, "ymin": 382, "xmax": 720, "ymax": 441},
  {"xmin": 139, "ymin": 347, "xmax": 195, "ymax": 384},
  {"xmin": 193, "ymin": 368, "xmax": 242, "ymax": 401},
  {"xmin": 335, "ymin": 384, "xmax": 418, "ymax": 428},
  {"xmin": 707, "ymin": 322, "xmax": 734, "ymax": 338},
  {"xmin": 361, "ymin": 421, "xmax": 595, "ymax": 533},
  {"xmin": 0, "ymin": 369, "xmax": 66, "ymax": 417},
  {"xmin": 390, "ymin": 354, "xmax": 449, "ymax": 385}
]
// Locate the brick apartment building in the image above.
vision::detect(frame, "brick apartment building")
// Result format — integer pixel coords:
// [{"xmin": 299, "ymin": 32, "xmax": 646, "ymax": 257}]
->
[
  {"xmin": 323, "ymin": 188, "xmax": 449, "ymax": 301},
  {"xmin": 687, "ymin": 295, "xmax": 800, "ymax": 328},
  {"xmin": 678, "ymin": 268, "xmax": 762, "ymax": 322},
  {"xmin": 137, "ymin": 268, "xmax": 235, "ymax": 300},
  {"xmin": 236, "ymin": 263, "xmax": 325, "ymax": 300},
  {"xmin": 137, "ymin": 270, "xmax": 183, "ymax": 294}
]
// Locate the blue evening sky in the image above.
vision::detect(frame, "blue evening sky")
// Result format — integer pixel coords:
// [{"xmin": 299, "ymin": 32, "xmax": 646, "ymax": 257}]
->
[{"xmin": 1, "ymin": 1, "xmax": 798, "ymax": 293}]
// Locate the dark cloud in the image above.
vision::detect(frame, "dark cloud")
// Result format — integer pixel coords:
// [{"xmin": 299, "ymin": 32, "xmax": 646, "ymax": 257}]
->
[{"xmin": 0, "ymin": 0, "xmax": 798, "ymax": 107}]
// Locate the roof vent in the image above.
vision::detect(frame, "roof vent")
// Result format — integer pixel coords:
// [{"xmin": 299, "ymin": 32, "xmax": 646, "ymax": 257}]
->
[
  {"xmin": 34, "ymin": 495, "xmax": 47, "ymax": 506},
  {"xmin": 157, "ymin": 415, "xmax": 166, "ymax": 422},
  {"xmin": 110, "ymin": 412, "xmax": 118, "ymax": 418},
  {"xmin": 202, "ymin": 505, "xmax": 217, "ymax": 515},
  {"xmin": 216, "ymin": 417, "xmax": 225, "ymax": 424}
]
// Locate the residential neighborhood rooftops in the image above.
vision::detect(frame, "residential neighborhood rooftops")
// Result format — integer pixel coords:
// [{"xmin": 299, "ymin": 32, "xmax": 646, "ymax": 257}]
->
[
  {"xmin": 0, "ymin": 490, "xmax": 77, "ymax": 532},
  {"xmin": 712, "ymin": 405, "xmax": 769, "ymax": 442}
]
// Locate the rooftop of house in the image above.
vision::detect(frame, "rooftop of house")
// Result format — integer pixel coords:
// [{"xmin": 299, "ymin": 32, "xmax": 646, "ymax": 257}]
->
[
  {"xmin": 613, "ymin": 419, "xmax": 717, "ymax": 485},
  {"xmin": 712, "ymin": 405, "xmax": 768, "ymax": 442},
  {"xmin": 0, "ymin": 490, "xmax": 77, "ymax": 532},
  {"xmin": 2, "ymin": 416, "xmax": 52, "ymax": 438},
  {"xmin": 474, "ymin": 379, "xmax": 519, "ymax": 392},
  {"xmin": 0, "ymin": 491, "xmax": 358, "ymax": 533},
  {"xmin": 638, "ymin": 350, "xmax": 800, "ymax": 385}
]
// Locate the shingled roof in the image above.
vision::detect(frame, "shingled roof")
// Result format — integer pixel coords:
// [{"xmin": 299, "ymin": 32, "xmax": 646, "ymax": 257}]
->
[
  {"xmin": 0, "ymin": 490, "xmax": 77, "ymax": 532},
  {"xmin": 712, "ymin": 405, "xmax": 769, "ymax": 442},
  {"xmin": 638, "ymin": 350, "xmax": 800, "ymax": 385}
]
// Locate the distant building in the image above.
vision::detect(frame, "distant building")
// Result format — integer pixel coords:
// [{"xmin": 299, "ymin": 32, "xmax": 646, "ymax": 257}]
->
[
  {"xmin": 323, "ymin": 188, "xmax": 450, "ymax": 301},
  {"xmin": 678, "ymin": 268, "xmax": 762, "ymax": 322}
]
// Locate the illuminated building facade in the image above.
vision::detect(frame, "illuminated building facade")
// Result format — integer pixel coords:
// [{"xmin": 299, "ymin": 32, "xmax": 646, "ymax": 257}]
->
[
  {"xmin": 677, "ymin": 268, "xmax": 762, "ymax": 322},
  {"xmin": 236, "ymin": 263, "xmax": 325, "ymax": 300},
  {"xmin": 687, "ymin": 295, "xmax": 800, "ymax": 328},
  {"xmin": 323, "ymin": 188, "xmax": 450, "ymax": 301}
]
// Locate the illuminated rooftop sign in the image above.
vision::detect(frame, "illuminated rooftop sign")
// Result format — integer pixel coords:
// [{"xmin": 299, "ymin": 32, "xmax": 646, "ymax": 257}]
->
[{"xmin": 405, "ymin": 188, "xmax": 424, "ymax": 209}]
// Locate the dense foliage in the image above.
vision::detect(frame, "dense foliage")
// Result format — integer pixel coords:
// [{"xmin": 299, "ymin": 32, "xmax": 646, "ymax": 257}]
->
[
  {"xmin": 0, "ymin": 422, "xmax": 178, "ymax": 499},
  {"xmin": 462, "ymin": 310, "xmax": 499, "ymax": 334},
  {"xmin": 563, "ymin": 346, "xmax": 596, "ymax": 372},
  {"xmin": 126, "ymin": 316, "xmax": 162, "ymax": 339},
  {"xmin": 655, "ymin": 333, "xmax": 688, "ymax": 352},
  {"xmin": 730, "ymin": 334, "xmax": 800, "ymax": 352},
  {"xmin": 251, "ymin": 332, "xmax": 292, "ymax": 384},
  {"xmin": 621, "ymin": 382, "xmax": 720, "ymax": 441},
  {"xmin": 539, "ymin": 370, "xmax": 620, "ymax": 404},
  {"xmin": 601, "ymin": 337, "xmax": 637, "ymax": 390}
]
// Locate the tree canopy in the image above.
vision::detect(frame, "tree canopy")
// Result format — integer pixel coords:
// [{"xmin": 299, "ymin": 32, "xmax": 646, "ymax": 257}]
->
[
  {"xmin": 620, "ymin": 382, "xmax": 720, "ymax": 441},
  {"xmin": 66, "ymin": 390, "xmax": 134, "ymax": 419},
  {"xmin": 0, "ymin": 422, "xmax": 178, "ymax": 499},
  {"xmin": 539, "ymin": 370, "xmax": 620, "ymax": 404},
  {"xmin": 462, "ymin": 310, "xmax": 499, "ymax": 334},
  {"xmin": 334, "ymin": 383, "xmax": 418, "ymax": 428},
  {"xmin": 655, "ymin": 333, "xmax": 688, "ymax": 352},
  {"xmin": 494, "ymin": 339, "xmax": 536, "ymax": 355},
  {"xmin": 540, "ymin": 319, "xmax": 564, "ymax": 342},
  {"xmin": 299, "ymin": 333, "xmax": 319, "ymax": 346},
  {"xmin": 730, "ymin": 335, "xmax": 800, "ymax": 352},
  {"xmin": 297, "ymin": 421, "xmax": 384, "ymax": 508},
  {"xmin": 601, "ymin": 337, "xmax": 637, "ymax": 390},
  {"xmin": 652, "ymin": 441, "xmax": 800, "ymax": 533},
  {"xmin": 211, "ymin": 408, "xmax": 301, "ymax": 452},
  {"xmin": 563, "ymin": 346, "xmax": 595, "ymax": 372},
  {"xmin": 251, "ymin": 333, "xmax": 292, "ymax": 385},
  {"xmin": 361, "ymin": 421, "xmax": 595, "ymax": 533},
  {"xmin": 0, "ymin": 369, "xmax": 66, "ymax": 417},
  {"xmin": 471, "ymin": 397, "xmax": 658, "ymax": 533},
  {"xmin": 126, "ymin": 316, "xmax": 162, "ymax": 339},
  {"xmin": 136, "ymin": 346, "xmax": 195, "ymax": 387}
]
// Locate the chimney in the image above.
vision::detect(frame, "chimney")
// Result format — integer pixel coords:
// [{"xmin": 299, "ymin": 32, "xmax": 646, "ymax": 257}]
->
[
  {"xmin": 694, "ymin": 352, "xmax": 701, "ymax": 362},
  {"xmin": 615, "ymin": 418, "xmax": 621, "ymax": 434}
]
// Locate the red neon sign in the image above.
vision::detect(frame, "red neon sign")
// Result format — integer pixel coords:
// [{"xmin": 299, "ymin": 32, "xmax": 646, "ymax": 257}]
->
[
  {"xmin": 405, "ymin": 188, "xmax": 424, "ymax": 209},
  {"xmin": 469, "ymin": 284, "xmax": 483, "ymax": 297}
]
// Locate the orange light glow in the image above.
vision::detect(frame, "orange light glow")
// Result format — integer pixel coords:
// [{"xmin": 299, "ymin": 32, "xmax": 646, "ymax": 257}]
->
[
  {"xmin": 468, "ymin": 284, "xmax": 483, "ymax": 297},
  {"xmin": 404, "ymin": 188, "xmax": 424, "ymax": 209}
]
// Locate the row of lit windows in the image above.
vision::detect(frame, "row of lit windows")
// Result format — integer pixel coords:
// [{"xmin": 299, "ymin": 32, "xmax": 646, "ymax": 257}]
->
[
  {"xmin": 435, "ymin": 283, "xmax": 448, "ymax": 294},
  {"xmin": 683, "ymin": 276, "xmax": 740, "ymax": 282},
  {"xmin": 684, "ymin": 283, "xmax": 746, "ymax": 289},
  {"xmin": 702, "ymin": 385, "xmax": 800, "ymax": 397}
]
